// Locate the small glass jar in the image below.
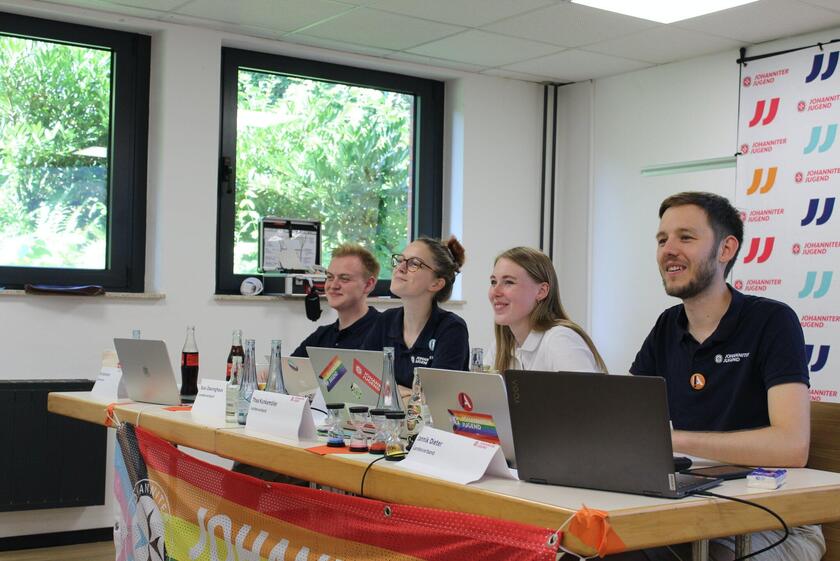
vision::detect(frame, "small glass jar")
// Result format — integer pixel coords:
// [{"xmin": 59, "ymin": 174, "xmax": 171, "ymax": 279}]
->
[
  {"xmin": 325, "ymin": 402, "xmax": 346, "ymax": 448},
  {"xmin": 384, "ymin": 411, "xmax": 407, "ymax": 461},
  {"xmin": 368, "ymin": 408, "xmax": 389, "ymax": 455},
  {"xmin": 348, "ymin": 406, "xmax": 369, "ymax": 452}
]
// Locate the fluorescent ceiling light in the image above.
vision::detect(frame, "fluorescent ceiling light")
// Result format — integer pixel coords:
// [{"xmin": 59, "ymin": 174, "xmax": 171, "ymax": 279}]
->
[{"xmin": 571, "ymin": 0, "xmax": 759, "ymax": 23}]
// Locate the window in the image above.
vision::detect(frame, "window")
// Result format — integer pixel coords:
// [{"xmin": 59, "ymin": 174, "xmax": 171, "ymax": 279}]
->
[
  {"xmin": 217, "ymin": 48, "xmax": 444, "ymax": 294},
  {"xmin": 0, "ymin": 12, "xmax": 149, "ymax": 291}
]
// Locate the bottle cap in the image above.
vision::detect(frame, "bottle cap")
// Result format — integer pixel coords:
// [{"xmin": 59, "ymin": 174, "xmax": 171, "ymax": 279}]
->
[
  {"xmin": 348, "ymin": 405, "xmax": 369, "ymax": 413},
  {"xmin": 326, "ymin": 402, "xmax": 345, "ymax": 410},
  {"xmin": 385, "ymin": 411, "xmax": 406, "ymax": 419}
]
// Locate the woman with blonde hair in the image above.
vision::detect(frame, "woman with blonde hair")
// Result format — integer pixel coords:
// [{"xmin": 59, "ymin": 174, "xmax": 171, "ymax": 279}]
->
[{"xmin": 488, "ymin": 246, "xmax": 606, "ymax": 373}]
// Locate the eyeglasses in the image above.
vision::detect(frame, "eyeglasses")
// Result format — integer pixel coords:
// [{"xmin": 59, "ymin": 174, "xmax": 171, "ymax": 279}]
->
[{"xmin": 391, "ymin": 253, "xmax": 434, "ymax": 273}]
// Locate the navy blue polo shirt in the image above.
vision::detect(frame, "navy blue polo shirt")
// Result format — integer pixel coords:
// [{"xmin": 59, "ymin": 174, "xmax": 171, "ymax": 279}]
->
[
  {"xmin": 362, "ymin": 303, "xmax": 470, "ymax": 387},
  {"xmin": 291, "ymin": 307, "xmax": 380, "ymax": 357},
  {"xmin": 630, "ymin": 286, "xmax": 809, "ymax": 432}
]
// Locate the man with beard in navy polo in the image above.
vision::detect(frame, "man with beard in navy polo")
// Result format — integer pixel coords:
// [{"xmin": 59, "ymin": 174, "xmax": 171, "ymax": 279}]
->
[{"xmin": 619, "ymin": 192, "xmax": 824, "ymax": 561}]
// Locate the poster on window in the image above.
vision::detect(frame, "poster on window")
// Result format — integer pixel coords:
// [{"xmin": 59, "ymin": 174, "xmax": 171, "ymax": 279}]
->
[{"xmin": 735, "ymin": 43, "xmax": 840, "ymax": 403}]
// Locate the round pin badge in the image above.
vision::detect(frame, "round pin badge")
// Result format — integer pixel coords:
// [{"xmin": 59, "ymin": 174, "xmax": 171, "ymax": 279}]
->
[{"xmin": 690, "ymin": 373, "xmax": 706, "ymax": 390}]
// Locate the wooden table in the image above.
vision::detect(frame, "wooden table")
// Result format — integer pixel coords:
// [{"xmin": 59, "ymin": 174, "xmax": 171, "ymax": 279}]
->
[{"xmin": 49, "ymin": 391, "xmax": 840, "ymax": 559}]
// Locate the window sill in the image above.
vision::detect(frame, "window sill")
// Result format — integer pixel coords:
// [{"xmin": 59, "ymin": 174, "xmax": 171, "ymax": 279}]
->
[
  {"xmin": 214, "ymin": 294, "xmax": 465, "ymax": 306},
  {"xmin": 0, "ymin": 289, "xmax": 165, "ymax": 300}
]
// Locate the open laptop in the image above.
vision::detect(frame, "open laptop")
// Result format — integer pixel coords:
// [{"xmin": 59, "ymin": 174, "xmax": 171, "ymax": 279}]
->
[
  {"xmin": 281, "ymin": 356, "xmax": 318, "ymax": 397},
  {"xmin": 307, "ymin": 347, "xmax": 384, "ymax": 407},
  {"xmin": 418, "ymin": 367, "xmax": 517, "ymax": 467},
  {"xmin": 504, "ymin": 370, "xmax": 721, "ymax": 499},
  {"xmin": 113, "ymin": 339, "xmax": 182, "ymax": 406}
]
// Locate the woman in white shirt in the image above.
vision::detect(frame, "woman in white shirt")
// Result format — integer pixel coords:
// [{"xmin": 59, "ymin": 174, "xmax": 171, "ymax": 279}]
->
[{"xmin": 488, "ymin": 246, "xmax": 606, "ymax": 373}]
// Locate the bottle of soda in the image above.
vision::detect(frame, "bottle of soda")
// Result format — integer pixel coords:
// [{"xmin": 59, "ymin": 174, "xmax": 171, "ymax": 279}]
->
[
  {"xmin": 180, "ymin": 326, "xmax": 199, "ymax": 401},
  {"xmin": 226, "ymin": 329, "xmax": 244, "ymax": 382}
]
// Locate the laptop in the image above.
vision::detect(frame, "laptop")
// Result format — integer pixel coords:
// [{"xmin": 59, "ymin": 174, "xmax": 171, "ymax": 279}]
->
[
  {"xmin": 307, "ymin": 347, "xmax": 384, "ymax": 407},
  {"xmin": 504, "ymin": 370, "xmax": 721, "ymax": 499},
  {"xmin": 281, "ymin": 356, "xmax": 318, "ymax": 397},
  {"xmin": 418, "ymin": 367, "xmax": 517, "ymax": 467},
  {"xmin": 113, "ymin": 339, "xmax": 182, "ymax": 406}
]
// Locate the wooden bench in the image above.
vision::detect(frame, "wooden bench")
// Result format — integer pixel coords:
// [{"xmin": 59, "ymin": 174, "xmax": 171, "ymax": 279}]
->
[{"xmin": 808, "ymin": 401, "xmax": 840, "ymax": 560}]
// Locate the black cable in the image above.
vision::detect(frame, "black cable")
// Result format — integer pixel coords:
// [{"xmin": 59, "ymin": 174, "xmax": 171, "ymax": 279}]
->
[
  {"xmin": 359, "ymin": 455, "xmax": 388, "ymax": 498},
  {"xmin": 736, "ymin": 38, "xmax": 839, "ymax": 65},
  {"xmin": 310, "ymin": 407, "xmax": 327, "ymax": 415},
  {"xmin": 692, "ymin": 490, "xmax": 789, "ymax": 561}
]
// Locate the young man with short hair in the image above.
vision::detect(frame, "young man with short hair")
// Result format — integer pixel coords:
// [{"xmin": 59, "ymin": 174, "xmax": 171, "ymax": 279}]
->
[
  {"xmin": 627, "ymin": 192, "xmax": 824, "ymax": 560},
  {"xmin": 291, "ymin": 244, "xmax": 380, "ymax": 357}
]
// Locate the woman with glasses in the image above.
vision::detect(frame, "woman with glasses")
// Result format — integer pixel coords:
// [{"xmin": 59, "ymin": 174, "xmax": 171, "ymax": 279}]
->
[
  {"xmin": 363, "ymin": 236, "xmax": 470, "ymax": 388},
  {"xmin": 488, "ymin": 247, "xmax": 606, "ymax": 373}
]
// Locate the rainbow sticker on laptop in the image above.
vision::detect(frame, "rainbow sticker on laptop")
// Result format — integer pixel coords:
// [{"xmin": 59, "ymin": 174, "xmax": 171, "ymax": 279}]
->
[
  {"xmin": 447, "ymin": 409, "xmax": 501, "ymax": 445},
  {"xmin": 319, "ymin": 356, "xmax": 347, "ymax": 391}
]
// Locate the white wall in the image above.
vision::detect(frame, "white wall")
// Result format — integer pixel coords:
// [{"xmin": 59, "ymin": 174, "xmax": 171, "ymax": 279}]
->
[{"xmin": 0, "ymin": 1, "xmax": 543, "ymax": 538}]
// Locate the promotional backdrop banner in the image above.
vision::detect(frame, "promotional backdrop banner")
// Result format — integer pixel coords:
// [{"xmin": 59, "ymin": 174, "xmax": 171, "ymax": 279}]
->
[
  {"xmin": 113, "ymin": 423, "xmax": 560, "ymax": 561},
  {"xmin": 736, "ymin": 43, "xmax": 840, "ymax": 403}
]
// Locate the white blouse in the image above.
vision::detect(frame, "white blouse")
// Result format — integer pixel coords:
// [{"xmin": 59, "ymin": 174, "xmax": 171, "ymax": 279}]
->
[{"xmin": 488, "ymin": 325, "xmax": 602, "ymax": 373}]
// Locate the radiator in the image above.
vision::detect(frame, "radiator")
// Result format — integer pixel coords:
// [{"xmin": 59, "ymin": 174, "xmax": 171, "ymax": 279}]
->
[{"xmin": 0, "ymin": 380, "xmax": 106, "ymax": 512}]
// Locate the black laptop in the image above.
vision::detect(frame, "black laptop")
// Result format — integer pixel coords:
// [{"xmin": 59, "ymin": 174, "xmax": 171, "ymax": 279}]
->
[{"xmin": 504, "ymin": 370, "xmax": 721, "ymax": 499}]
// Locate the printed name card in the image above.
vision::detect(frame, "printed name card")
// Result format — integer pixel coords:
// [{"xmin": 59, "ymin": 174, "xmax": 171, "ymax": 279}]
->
[
  {"xmin": 246, "ymin": 391, "xmax": 318, "ymax": 441},
  {"xmin": 92, "ymin": 367, "xmax": 126, "ymax": 400},
  {"xmin": 399, "ymin": 427, "xmax": 516, "ymax": 485},
  {"xmin": 190, "ymin": 379, "xmax": 228, "ymax": 425}
]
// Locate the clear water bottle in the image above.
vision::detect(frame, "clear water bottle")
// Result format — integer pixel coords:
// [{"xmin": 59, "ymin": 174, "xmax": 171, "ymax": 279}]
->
[
  {"xmin": 237, "ymin": 339, "xmax": 257, "ymax": 425},
  {"xmin": 470, "ymin": 347, "xmax": 484, "ymax": 372},
  {"xmin": 265, "ymin": 339, "xmax": 287, "ymax": 394},
  {"xmin": 376, "ymin": 347, "xmax": 402, "ymax": 412}
]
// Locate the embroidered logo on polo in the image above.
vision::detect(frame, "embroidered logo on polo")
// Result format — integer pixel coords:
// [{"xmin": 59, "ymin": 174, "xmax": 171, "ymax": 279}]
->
[
  {"xmin": 715, "ymin": 352, "xmax": 751, "ymax": 364},
  {"xmin": 798, "ymin": 271, "xmax": 833, "ymax": 299},
  {"xmin": 411, "ymin": 356, "xmax": 431, "ymax": 366},
  {"xmin": 805, "ymin": 51, "xmax": 839, "ymax": 83},
  {"xmin": 805, "ymin": 344, "xmax": 830, "ymax": 372}
]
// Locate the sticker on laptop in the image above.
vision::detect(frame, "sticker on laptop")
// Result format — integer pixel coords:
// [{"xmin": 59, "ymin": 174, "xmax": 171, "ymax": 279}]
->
[
  {"xmin": 319, "ymin": 356, "xmax": 347, "ymax": 391},
  {"xmin": 352, "ymin": 358, "xmax": 381, "ymax": 394},
  {"xmin": 349, "ymin": 381, "xmax": 364, "ymax": 402},
  {"xmin": 447, "ymin": 409, "xmax": 501, "ymax": 445}
]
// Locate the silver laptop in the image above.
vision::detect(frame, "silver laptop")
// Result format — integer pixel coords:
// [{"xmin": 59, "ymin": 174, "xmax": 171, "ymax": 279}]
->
[
  {"xmin": 418, "ymin": 367, "xmax": 516, "ymax": 467},
  {"xmin": 281, "ymin": 356, "xmax": 318, "ymax": 396},
  {"xmin": 307, "ymin": 347, "xmax": 383, "ymax": 407},
  {"xmin": 504, "ymin": 370, "xmax": 722, "ymax": 499},
  {"xmin": 113, "ymin": 339, "xmax": 182, "ymax": 406}
]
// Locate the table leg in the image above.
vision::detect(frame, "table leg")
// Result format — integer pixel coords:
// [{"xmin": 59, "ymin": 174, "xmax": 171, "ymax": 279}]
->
[
  {"xmin": 692, "ymin": 539, "xmax": 709, "ymax": 561},
  {"xmin": 735, "ymin": 534, "xmax": 751, "ymax": 558}
]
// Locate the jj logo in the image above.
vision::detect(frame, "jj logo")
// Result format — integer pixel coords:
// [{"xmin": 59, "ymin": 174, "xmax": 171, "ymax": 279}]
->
[
  {"xmin": 804, "ymin": 124, "xmax": 837, "ymax": 154},
  {"xmin": 743, "ymin": 237, "xmax": 775, "ymax": 264},
  {"xmin": 748, "ymin": 98, "xmax": 780, "ymax": 127},
  {"xmin": 799, "ymin": 271, "xmax": 833, "ymax": 299},
  {"xmin": 801, "ymin": 197, "xmax": 836, "ymax": 226},
  {"xmin": 805, "ymin": 344, "xmax": 831, "ymax": 372},
  {"xmin": 805, "ymin": 51, "xmax": 839, "ymax": 83},
  {"xmin": 746, "ymin": 167, "xmax": 777, "ymax": 195}
]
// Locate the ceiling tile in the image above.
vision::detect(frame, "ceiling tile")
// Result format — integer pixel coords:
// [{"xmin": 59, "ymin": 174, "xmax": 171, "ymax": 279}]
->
[
  {"xmin": 483, "ymin": 2, "xmax": 658, "ymax": 48},
  {"xmin": 286, "ymin": 34, "xmax": 396, "ymax": 57},
  {"xmin": 297, "ymin": 8, "xmax": 464, "ymax": 50},
  {"xmin": 108, "ymin": 0, "xmax": 190, "ymax": 11},
  {"xmin": 481, "ymin": 68, "xmax": 557, "ymax": 83},
  {"xmin": 407, "ymin": 30, "xmax": 561, "ymax": 67},
  {"xmin": 174, "ymin": 0, "xmax": 353, "ymax": 33},
  {"xmin": 384, "ymin": 52, "xmax": 489, "ymax": 72},
  {"xmin": 366, "ymin": 0, "xmax": 556, "ymax": 28},
  {"xmin": 585, "ymin": 26, "xmax": 743, "ymax": 64},
  {"xmin": 503, "ymin": 49, "xmax": 652, "ymax": 82},
  {"xmin": 676, "ymin": 0, "xmax": 840, "ymax": 44}
]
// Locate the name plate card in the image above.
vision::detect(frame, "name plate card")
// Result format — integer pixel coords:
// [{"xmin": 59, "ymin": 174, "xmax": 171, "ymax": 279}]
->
[
  {"xmin": 190, "ymin": 379, "xmax": 228, "ymax": 425},
  {"xmin": 246, "ymin": 390, "xmax": 317, "ymax": 441},
  {"xmin": 399, "ymin": 427, "xmax": 515, "ymax": 485},
  {"xmin": 92, "ymin": 367, "xmax": 126, "ymax": 400}
]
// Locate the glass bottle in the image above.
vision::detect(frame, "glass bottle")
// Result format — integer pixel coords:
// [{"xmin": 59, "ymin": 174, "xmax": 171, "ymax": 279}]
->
[
  {"xmin": 470, "ymin": 347, "xmax": 484, "ymax": 372},
  {"xmin": 180, "ymin": 326, "xmax": 199, "ymax": 400},
  {"xmin": 384, "ymin": 411, "xmax": 407, "ymax": 461},
  {"xmin": 376, "ymin": 347, "xmax": 402, "ymax": 412},
  {"xmin": 368, "ymin": 409, "xmax": 388, "ymax": 455},
  {"xmin": 405, "ymin": 368, "xmax": 424, "ymax": 436},
  {"xmin": 326, "ymin": 403, "xmax": 346, "ymax": 448},
  {"xmin": 265, "ymin": 339, "xmax": 287, "ymax": 394},
  {"xmin": 226, "ymin": 329, "xmax": 244, "ymax": 382},
  {"xmin": 237, "ymin": 339, "xmax": 257, "ymax": 425},
  {"xmin": 131, "ymin": 329, "xmax": 142, "ymax": 340},
  {"xmin": 348, "ymin": 406, "xmax": 369, "ymax": 452}
]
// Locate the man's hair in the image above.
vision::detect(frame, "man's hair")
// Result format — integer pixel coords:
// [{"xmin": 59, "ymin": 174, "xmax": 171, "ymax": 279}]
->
[
  {"xmin": 330, "ymin": 244, "xmax": 380, "ymax": 279},
  {"xmin": 659, "ymin": 191, "xmax": 744, "ymax": 276}
]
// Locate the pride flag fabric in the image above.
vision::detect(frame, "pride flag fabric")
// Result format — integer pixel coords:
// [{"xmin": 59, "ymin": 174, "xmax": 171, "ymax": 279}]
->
[{"xmin": 113, "ymin": 423, "xmax": 560, "ymax": 561}]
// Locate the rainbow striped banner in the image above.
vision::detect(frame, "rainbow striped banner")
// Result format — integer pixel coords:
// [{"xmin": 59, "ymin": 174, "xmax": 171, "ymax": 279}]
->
[
  {"xmin": 113, "ymin": 423, "xmax": 560, "ymax": 561},
  {"xmin": 448, "ymin": 409, "xmax": 502, "ymax": 444},
  {"xmin": 319, "ymin": 356, "xmax": 347, "ymax": 391}
]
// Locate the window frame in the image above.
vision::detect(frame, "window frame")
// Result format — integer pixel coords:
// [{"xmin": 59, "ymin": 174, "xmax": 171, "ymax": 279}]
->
[
  {"xmin": 0, "ymin": 11, "xmax": 150, "ymax": 292},
  {"xmin": 216, "ymin": 47, "xmax": 444, "ymax": 295}
]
